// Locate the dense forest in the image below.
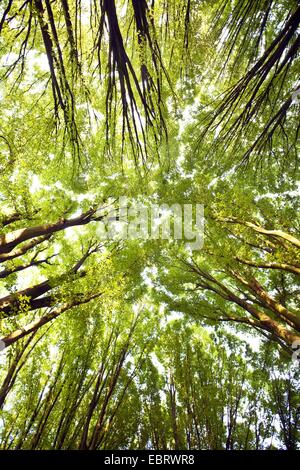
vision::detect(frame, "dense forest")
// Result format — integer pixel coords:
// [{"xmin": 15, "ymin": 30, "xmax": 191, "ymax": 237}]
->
[{"xmin": 0, "ymin": 0, "xmax": 299, "ymax": 450}]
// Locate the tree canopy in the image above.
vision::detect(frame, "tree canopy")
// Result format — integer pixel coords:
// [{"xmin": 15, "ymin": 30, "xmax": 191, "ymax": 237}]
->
[{"xmin": 0, "ymin": 0, "xmax": 299, "ymax": 450}]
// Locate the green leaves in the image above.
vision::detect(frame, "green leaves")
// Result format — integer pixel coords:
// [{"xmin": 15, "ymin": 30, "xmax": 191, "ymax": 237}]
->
[{"xmin": 0, "ymin": 0, "xmax": 299, "ymax": 450}]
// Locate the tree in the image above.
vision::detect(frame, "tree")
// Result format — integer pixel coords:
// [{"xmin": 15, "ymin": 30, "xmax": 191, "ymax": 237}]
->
[{"xmin": 0, "ymin": 0, "xmax": 299, "ymax": 451}]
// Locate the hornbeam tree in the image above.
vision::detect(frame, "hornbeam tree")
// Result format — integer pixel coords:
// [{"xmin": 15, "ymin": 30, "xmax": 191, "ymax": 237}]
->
[{"xmin": 0, "ymin": 0, "xmax": 299, "ymax": 451}]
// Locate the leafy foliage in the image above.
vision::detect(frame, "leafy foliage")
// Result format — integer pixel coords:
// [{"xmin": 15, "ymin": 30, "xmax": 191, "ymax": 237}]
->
[{"xmin": 0, "ymin": 0, "xmax": 299, "ymax": 450}]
